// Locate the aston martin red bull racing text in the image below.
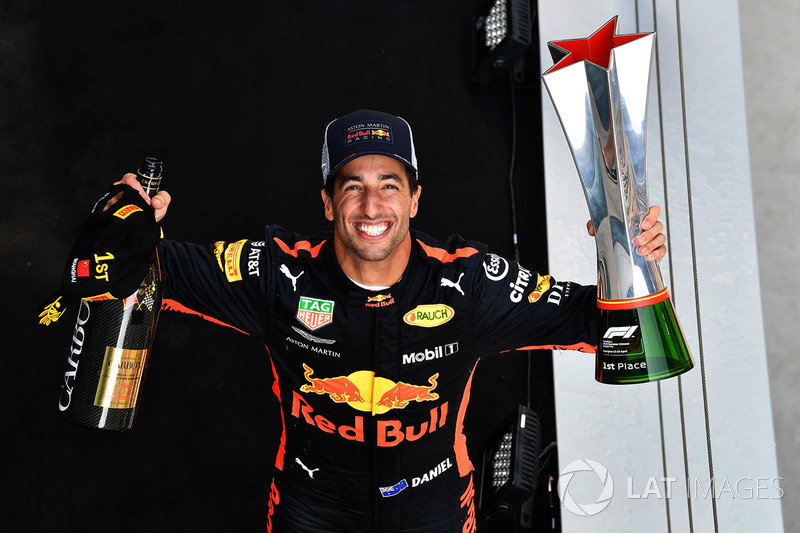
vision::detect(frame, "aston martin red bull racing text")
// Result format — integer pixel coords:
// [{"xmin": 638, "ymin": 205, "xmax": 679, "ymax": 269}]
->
[{"xmin": 158, "ymin": 226, "xmax": 596, "ymax": 532}]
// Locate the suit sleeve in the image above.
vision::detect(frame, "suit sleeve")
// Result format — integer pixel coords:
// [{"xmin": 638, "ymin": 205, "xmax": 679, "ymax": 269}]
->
[
  {"xmin": 158, "ymin": 237, "xmax": 271, "ymax": 339},
  {"xmin": 471, "ymin": 252, "xmax": 597, "ymax": 356}
]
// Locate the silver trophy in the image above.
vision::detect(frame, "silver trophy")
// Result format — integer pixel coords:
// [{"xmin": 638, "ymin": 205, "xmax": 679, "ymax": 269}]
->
[{"xmin": 541, "ymin": 17, "xmax": 693, "ymax": 384}]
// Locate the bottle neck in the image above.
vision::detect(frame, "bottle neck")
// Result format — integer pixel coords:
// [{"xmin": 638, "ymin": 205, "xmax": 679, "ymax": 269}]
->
[{"xmin": 137, "ymin": 157, "xmax": 163, "ymax": 198}]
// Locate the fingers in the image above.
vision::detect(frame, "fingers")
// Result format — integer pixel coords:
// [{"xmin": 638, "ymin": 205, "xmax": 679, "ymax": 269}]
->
[
  {"xmin": 589, "ymin": 205, "xmax": 668, "ymax": 261},
  {"xmin": 104, "ymin": 173, "xmax": 170, "ymax": 222},
  {"xmin": 634, "ymin": 213, "xmax": 665, "ymax": 261},
  {"xmin": 636, "ymin": 230, "xmax": 666, "ymax": 261},
  {"xmin": 640, "ymin": 205, "xmax": 661, "ymax": 231},
  {"xmin": 120, "ymin": 173, "xmax": 151, "ymax": 204},
  {"xmin": 102, "ymin": 173, "xmax": 139, "ymax": 212},
  {"xmin": 151, "ymin": 190, "xmax": 171, "ymax": 222},
  {"xmin": 632, "ymin": 205, "xmax": 666, "ymax": 261}
]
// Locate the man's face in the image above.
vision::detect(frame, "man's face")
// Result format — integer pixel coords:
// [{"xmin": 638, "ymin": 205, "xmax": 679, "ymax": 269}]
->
[{"xmin": 322, "ymin": 154, "xmax": 421, "ymax": 264}]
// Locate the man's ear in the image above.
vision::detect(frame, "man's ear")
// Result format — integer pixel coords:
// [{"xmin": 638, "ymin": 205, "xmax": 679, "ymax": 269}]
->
[
  {"xmin": 321, "ymin": 189, "xmax": 334, "ymax": 222},
  {"xmin": 409, "ymin": 185, "xmax": 422, "ymax": 219}
]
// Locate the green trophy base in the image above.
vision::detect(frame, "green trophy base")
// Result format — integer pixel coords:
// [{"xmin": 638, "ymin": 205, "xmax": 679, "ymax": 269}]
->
[{"xmin": 595, "ymin": 294, "xmax": 694, "ymax": 384}]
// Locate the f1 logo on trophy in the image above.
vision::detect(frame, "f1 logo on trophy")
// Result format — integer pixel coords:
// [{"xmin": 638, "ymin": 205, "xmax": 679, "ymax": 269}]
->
[{"xmin": 542, "ymin": 17, "xmax": 694, "ymax": 384}]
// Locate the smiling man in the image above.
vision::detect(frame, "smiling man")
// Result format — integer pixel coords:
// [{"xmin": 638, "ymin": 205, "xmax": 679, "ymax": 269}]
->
[
  {"xmin": 98, "ymin": 109, "xmax": 665, "ymax": 532},
  {"xmin": 322, "ymin": 154, "xmax": 421, "ymax": 286}
]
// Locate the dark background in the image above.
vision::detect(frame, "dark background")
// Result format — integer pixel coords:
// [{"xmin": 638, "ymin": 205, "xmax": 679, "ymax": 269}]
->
[{"xmin": 2, "ymin": 1, "xmax": 564, "ymax": 530}]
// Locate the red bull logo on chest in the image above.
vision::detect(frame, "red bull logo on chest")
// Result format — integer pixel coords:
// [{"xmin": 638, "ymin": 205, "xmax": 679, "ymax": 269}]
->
[
  {"xmin": 292, "ymin": 386, "xmax": 448, "ymax": 447},
  {"xmin": 299, "ymin": 364, "xmax": 440, "ymax": 415},
  {"xmin": 297, "ymin": 296, "xmax": 335, "ymax": 330}
]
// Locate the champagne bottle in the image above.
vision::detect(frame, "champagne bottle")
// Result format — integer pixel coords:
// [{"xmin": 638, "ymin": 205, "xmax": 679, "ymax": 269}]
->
[{"xmin": 58, "ymin": 157, "xmax": 163, "ymax": 430}]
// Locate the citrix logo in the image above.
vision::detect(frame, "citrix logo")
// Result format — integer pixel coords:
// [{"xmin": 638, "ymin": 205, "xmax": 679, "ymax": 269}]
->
[
  {"xmin": 603, "ymin": 326, "xmax": 639, "ymax": 339},
  {"xmin": 508, "ymin": 266, "xmax": 533, "ymax": 303}
]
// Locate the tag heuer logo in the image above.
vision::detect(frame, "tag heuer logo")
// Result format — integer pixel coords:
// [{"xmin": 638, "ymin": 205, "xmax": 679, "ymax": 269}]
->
[
  {"xmin": 297, "ymin": 296, "xmax": 335, "ymax": 331},
  {"xmin": 403, "ymin": 304, "xmax": 455, "ymax": 328}
]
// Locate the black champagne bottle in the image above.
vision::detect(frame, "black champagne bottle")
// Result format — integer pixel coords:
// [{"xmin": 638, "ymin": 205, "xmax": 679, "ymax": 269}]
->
[{"xmin": 58, "ymin": 157, "xmax": 163, "ymax": 430}]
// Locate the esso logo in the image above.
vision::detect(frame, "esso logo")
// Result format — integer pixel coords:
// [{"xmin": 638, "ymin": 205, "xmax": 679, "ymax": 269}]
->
[{"xmin": 482, "ymin": 253, "xmax": 509, "ymax": 282}]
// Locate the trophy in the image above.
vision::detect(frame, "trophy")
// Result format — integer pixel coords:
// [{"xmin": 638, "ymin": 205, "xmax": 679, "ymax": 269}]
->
[{"xmin": 541, "ymin": 17, "xmax": 693, "ymax": 384}]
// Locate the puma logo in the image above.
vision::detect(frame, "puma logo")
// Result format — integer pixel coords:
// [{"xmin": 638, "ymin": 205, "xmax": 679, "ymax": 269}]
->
[
  {"xmin": 280, "ymin": 264, "xmax": 304, "ymax": 292},
  {"xmin": 295, "ymin": 457, "xmax": 319, "ymax": 479},
  {"xmin": 440, "ymin": 272, "xmax": 465, "ymax": 296}
]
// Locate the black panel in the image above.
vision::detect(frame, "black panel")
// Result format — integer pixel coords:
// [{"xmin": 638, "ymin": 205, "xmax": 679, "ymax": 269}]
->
[{"xmin": 2, "ymin": 1, "xmax": 561, "ymax": 530}]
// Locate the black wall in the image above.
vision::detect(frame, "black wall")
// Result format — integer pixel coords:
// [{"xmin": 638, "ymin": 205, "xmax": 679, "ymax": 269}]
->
[{"xmin": 3, "ymin": 2, "xmax": 558, "ymax": 530}]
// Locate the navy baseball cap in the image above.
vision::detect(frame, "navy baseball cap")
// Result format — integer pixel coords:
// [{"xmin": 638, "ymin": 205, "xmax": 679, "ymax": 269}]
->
[{"xmin": 321, "ymin": 109, "xmax": 418, "ymax": 185}]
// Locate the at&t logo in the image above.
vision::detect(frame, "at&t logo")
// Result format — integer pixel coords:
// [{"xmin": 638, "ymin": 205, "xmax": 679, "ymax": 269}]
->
[{"xmin": 558, "ymin": 459, "xmax": 614, "ymax": 516}]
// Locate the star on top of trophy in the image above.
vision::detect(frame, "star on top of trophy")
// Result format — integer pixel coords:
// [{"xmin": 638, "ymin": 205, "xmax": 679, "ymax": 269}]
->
[{"xmin": 544, "ymin": 16, "xmax": 652, "ymax": 74}]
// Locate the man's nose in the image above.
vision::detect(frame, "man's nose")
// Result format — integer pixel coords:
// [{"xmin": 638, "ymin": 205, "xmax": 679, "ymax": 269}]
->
[{"xmin": 361, "ymin": 187, "xmax": 383, "ymax": 217}]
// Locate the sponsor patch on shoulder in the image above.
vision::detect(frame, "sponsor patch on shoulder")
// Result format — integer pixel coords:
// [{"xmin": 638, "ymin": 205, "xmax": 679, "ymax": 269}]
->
[
  {"xmin": 224, "ymin": 239, "xmax": 247, "ymax": 282},
  {"xmin": 483, "ymin": 253, "xmax": 509, "ymax": 281},
  {"xmin": 528, "ymin": 275, "xmax": 551, "ymax": 303}
]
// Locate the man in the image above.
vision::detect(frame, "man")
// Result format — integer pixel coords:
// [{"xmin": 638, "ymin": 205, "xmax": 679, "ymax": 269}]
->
[{"xmin": 106, "ymin": 109, "xmax": 665, "ymax": 532}]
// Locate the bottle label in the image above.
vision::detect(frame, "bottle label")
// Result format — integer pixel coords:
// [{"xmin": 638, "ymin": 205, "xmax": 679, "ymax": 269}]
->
[
  {"xmin": 139, "ymin": 176, "xmax": 161, "ymax": 197},
  {"xmin": 94, "ymin": 346, "xmax": 148, "ymax": 409}
]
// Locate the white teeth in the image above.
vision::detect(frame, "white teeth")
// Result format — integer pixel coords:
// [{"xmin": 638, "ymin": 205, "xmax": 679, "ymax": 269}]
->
[{"xmin": 357, "ymin": 223, "xmax": 389, "ymax": 237}]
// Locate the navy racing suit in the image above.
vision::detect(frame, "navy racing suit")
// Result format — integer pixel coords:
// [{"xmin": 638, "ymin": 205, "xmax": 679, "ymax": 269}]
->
[{"xmin": 158, "ymin": 226, "xmax": 596, "ymax": 532}]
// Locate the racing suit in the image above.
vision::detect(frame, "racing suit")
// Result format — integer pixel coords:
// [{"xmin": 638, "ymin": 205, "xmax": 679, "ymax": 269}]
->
[{"xmin": 158, "ymin": 226, "xmax": 596, "ymax": 532}]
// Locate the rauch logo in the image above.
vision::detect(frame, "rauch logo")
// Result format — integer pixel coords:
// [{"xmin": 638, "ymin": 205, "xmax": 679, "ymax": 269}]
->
[{"xmin": 403, "ymin": 304, "xmax": 454, "ymax": 328}]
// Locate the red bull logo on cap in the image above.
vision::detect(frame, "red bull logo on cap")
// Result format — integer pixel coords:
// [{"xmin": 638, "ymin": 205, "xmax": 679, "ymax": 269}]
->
[{"xmin": 345, "ymin": 122, "xmax": 392, "ymax": 144}]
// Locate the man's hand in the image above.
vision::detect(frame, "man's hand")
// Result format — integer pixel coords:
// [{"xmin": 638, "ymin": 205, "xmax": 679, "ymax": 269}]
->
[
  {"xmin": 586, "ymin": 205, "xmax": 666, "ymax": 262},
  {"xmin": 103, "ymin": 173, "xmax": 171, "ymax": 222}
]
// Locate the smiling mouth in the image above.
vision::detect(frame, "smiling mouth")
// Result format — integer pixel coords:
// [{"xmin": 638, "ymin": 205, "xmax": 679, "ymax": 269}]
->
[{"xmin": 356, "ymin": 222, "xmax": 390, "ymax": 237}]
